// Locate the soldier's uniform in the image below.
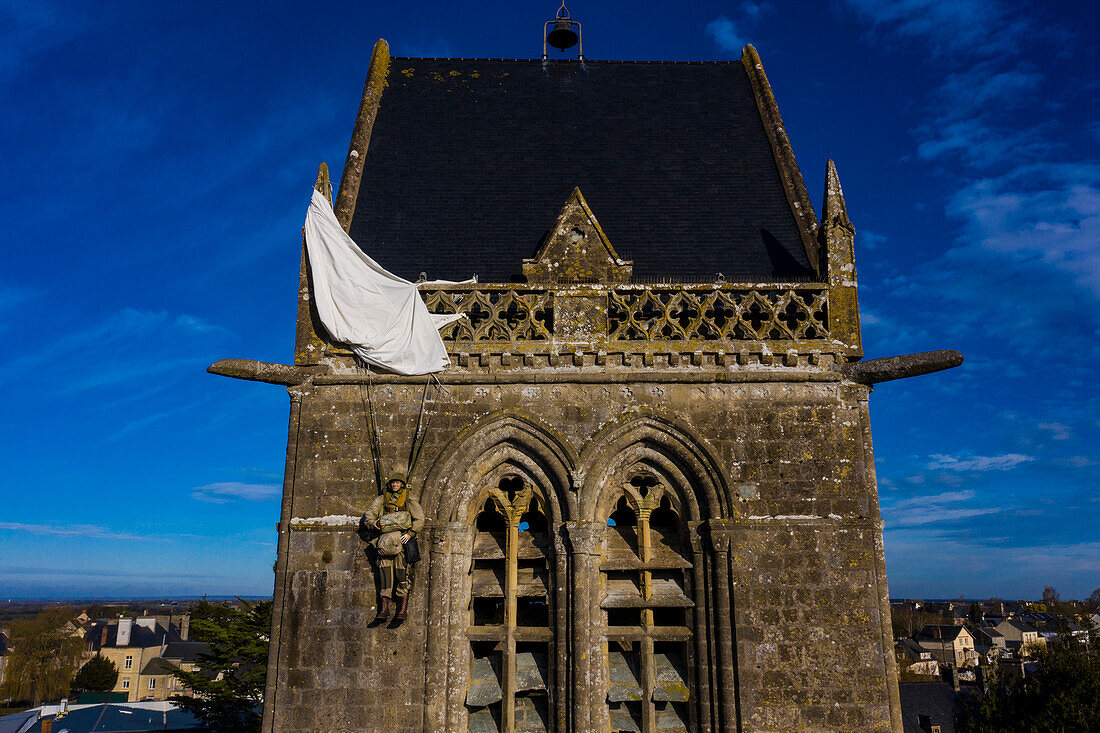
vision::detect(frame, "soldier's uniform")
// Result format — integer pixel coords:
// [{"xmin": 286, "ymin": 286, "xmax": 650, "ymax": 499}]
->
[{"xmin": 362, "ymin": 476, "xmax": 424, "ymax": 621}]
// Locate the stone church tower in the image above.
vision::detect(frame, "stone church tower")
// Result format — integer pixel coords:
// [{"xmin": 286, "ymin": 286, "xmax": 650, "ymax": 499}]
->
[{"xmin": 212, "ymin": 39, "xmax": 960, "ymax": 733}]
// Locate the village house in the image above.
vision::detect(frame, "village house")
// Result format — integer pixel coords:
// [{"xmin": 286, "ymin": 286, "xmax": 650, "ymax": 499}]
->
[
  {"xmin": 894, "ymin": 639, "xmax": 939, "ymax": 677},
  {"xmin": 915, "ymin": 625, "xmax": 978, "ymax": 668},
  {"xmin": 86, "ymin": 616, "xmax": 207, "ymax": 702},
  {"xmin": 994, "ymin": 619, "xmax": 1043, "ymax": 656},
  {"xmin": 981, "ymin": 600, "xmax": 1006, "ymax": 618},
  {"xmin": 973, "ymin": 627, "xmax": 1007, "ymax": 663}
]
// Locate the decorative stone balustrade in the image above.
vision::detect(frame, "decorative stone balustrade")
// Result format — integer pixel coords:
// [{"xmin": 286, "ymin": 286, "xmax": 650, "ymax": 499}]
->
[{"xmin": 419, "ymin": 283, "xmax": 830, "ymax": 343}]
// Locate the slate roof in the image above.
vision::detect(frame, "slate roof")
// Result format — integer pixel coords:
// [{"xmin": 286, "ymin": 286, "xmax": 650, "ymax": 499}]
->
[
  {"xmin": 98, "ymin": 624, "xmax": 166, "ymax": 649},
  {"xmin": 90, "ymin": 620, "xmax": 187, "ymax": 652},
  {"xmin": 24, "ymin": 704, "xmax": 208, "ymax": 732},
  {"xmin": 140, "ymin": 657, "xmax": 178, "ymax": 676},
  {"xmin": 917, "ymin": 625, "xmax": 969, "ymax": 642},
  {"xmin": 162, "ymin": 642, "xmax": 208, "ymax": 663},
  {"xmin": 0, "ymin": 710, "xmax": 36, "ymax": 733},
  {"xmin": 899, "ymin": 683, "xmax": 959, "ymax": 733},
  {"xmin": 897, "ymin": 638, "xmax": 931, "ymax": 659},
  {"xmin": 347, "ymin": 56, "xmax": 818, "ymax": 283}
]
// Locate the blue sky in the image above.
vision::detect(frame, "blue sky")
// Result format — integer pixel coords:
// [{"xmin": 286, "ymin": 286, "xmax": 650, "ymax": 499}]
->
[{"xmin": 1, "ymin": 0, "xmax": 1097, "ymax": 601}]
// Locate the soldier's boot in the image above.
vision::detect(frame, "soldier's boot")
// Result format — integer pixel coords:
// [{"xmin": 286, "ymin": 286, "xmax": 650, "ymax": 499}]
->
[
  {"xmin": 395, "ymin": 594, "xmax": 409, "ymax": 621},
  {"xmin": 374, "ymin": 597, "xmax": 392, "ymax": 623}
]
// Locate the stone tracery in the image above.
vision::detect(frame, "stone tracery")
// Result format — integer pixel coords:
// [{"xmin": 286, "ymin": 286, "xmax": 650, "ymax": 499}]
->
[{"xmin": 418, "ymin": 412, "xmax": 734, "ymax": 733}]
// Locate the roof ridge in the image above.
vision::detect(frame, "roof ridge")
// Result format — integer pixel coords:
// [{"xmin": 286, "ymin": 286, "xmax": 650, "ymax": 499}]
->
[
  {"xmin": 389, "ymin": 56, "xmax": 741, "ymax": 65},
  {"xmin": 741, "ymin": 44, "xmax": 821, "ymax": 277}
]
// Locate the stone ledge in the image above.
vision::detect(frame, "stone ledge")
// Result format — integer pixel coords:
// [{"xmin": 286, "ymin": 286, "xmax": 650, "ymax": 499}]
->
[{"xmin": 312, "ymin": 368, "xmax": 845, "ymax": 386}]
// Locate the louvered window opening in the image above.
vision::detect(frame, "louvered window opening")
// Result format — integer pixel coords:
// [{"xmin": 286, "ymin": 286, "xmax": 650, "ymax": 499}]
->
[
  {"xmin": 467, "ymin": 477, "xmax": 555, "ymax": 733},
  {"xmin": 603, "ymin": 477, "xmax": 695, "ymax": 733}
]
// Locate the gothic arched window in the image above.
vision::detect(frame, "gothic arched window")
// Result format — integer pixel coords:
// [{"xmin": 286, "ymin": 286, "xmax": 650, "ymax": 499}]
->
[
  {"xmin": 466, "ymin": 476, "xmax": 556, "ymax": 733},
  {"xmin": 602, "ymin": 475, "xmax": 695, "ymax": 733}
]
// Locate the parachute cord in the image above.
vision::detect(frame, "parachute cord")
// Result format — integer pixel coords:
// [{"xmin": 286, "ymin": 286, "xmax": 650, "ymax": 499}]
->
[{"xmin": 357, "ymin": 362, "xmax": 385, "ymax": 494}]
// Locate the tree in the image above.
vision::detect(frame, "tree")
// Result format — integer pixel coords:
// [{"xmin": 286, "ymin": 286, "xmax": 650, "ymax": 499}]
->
[
  {"xmin": 72, "ymin": 654, "xmax": 118, "ymax": 693},
  {"xmin": 188, "ymin": 598, "xmax": 239, "ymax": 628},
  {"xmin": 170, "ymin": 600, "xmax": 271, "ymax": 732},
  {"xmin": 1087, "ymin": 587, "xmax": 1100, "ymax": 611},
  {"xmin": 1040, "ymin": 585, "xmax": 1075, "ymax": 618},
  {"xmin": 0, "ymin": 607, "xmax": 84, "ymax": 704},
  {"xmin": 969, "ymin": 601, "xmax": 983, "ymax": 626},
  {"xmin": 958, "ymin": 630, "xmax": 1100, "ymax": 732},
  {"xmin": 891, "ymin": 606, "xmax": 941, "ymax": 640}
]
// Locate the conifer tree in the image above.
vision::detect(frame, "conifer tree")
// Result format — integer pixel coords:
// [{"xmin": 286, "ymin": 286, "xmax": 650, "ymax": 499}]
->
[
  {"xmin": 72, "ymin": 654, "xmax": 118, "ymax": 693},
  {"xmin": 170, "ymin": 600, "xmax": 271, "ymax": 732}
]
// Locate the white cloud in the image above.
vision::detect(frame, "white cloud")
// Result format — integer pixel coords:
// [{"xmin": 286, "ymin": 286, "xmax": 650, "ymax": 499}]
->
[
  {"xmin": 885, "ymin": 527, "xmax": 1100, "ymax": 599},
  {"xmin": 860, "ymin": 310, "xmax": 883, "ymax": 326},
  {"xmin": 946, "ymin": 165, "xmax": 1100, "ymax": 297},
  {"xmin": 1037, "ymin": 422, "xmax": 1071, "ymax": 440},
  {"xmin": 926, "ymin": 453, "xmax": 1036, "ymax": 471},
  {"xmin": 915, "ymin": 117, "xmax": 1047, "ymax": 168},
  {"xmin": 840, "ymin": 0, "xmax": 1021, "ymax": 57},
  {"xmin": 894, "ymin": 490, "xmax": 973, "ymax": 505},
  {"xmin": 1056, "ymin": 455, "xmax": 1097, "ymax": 468},
  {"xmin": 174, "ymin": 314, "xmax": 232, "ymax": 337},
  {"xmin": 0, "ymin": 308, "xmax": 234, "ymax": 394},
  {"xmin": 859, "ymin": 230, "xmax": 888, "ymax": 250},
  {"xmin": 882, "ymin": 489, "xmax": 1001, "ymax": 527},
  {"xmin": 0, "ymin": 522, "xmax": 143, "ymax": 540},
  {"xmin": 911, "ymin": 61, "xmax": 1050, "ymax": 169},
  {"xmin": 837, "ymin": 3, "xmax": 1100, "ymax": 363},
  {"xmin": 705, "ymin": 16, "xmax": 746, "ymax": 54},
  {"xmin": 191, "ymin": 482, "xmax": 280, "ymax": 504},
  {"xmin": 842, "ymin": 3, "xmax": 1064, "ymax": 175},
  {"xmin": 939, "ymin": 64, "xmax": 1043, "ymax": 111},
  {"xmin": 742, "ymin": 2, "xmax": 770, "ymax": 20}
]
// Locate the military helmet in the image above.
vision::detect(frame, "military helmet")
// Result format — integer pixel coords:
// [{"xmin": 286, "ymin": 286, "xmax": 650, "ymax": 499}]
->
[{"xmin": 386, "ymin": 472, "xmax": 407, "ymax": 487}]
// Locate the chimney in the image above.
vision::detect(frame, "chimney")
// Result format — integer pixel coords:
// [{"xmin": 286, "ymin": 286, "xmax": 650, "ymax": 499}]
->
[
  {"xmin": 100, "ymin": 625, "xmax": 109, "ymax": 647},
  {"xmin": 117, "ymin": 618, "xmax": 132, "ymax": 646},
  {"xmin": 180, "ymin": 615, "xmax": 190, "ymax": 641}
]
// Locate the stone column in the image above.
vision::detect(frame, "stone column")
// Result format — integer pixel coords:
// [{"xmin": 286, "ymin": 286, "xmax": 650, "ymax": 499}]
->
[
  {"xmin": 564, "ymin": 520, "xmax": 606, "ymax": 732},
  {"xmin": 708, "ymin": 520, "xmax": 740, "ymax": 732},
  {"xmin": 447, "ymin": 524, "xmax": 475, "ymax": 730},
  {"xmin": 552, "ymin": 530, "xmax": 570, "ymax": 733},
  {"xmin": 687, "ymin": 521, "xmax": 715, "ymax": 733},
  {"xmin": 423, "ymin": 522, "xmax": 471, "ymax": 730}
]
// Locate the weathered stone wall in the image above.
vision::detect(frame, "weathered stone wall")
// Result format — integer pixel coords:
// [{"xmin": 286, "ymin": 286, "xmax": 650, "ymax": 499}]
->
[{"xmin": 265, "ymin": 372, "xmax": 901, "ymax": 732}]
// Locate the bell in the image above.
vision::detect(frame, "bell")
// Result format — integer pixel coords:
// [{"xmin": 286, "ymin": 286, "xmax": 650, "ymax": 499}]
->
[
  {"xmin": 542, "ymin": 2, "xmax": 583, "ymax": 60},
  {"xmin": 546, "ymin": 19, "xmax": 579, "ymax": 51}
]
